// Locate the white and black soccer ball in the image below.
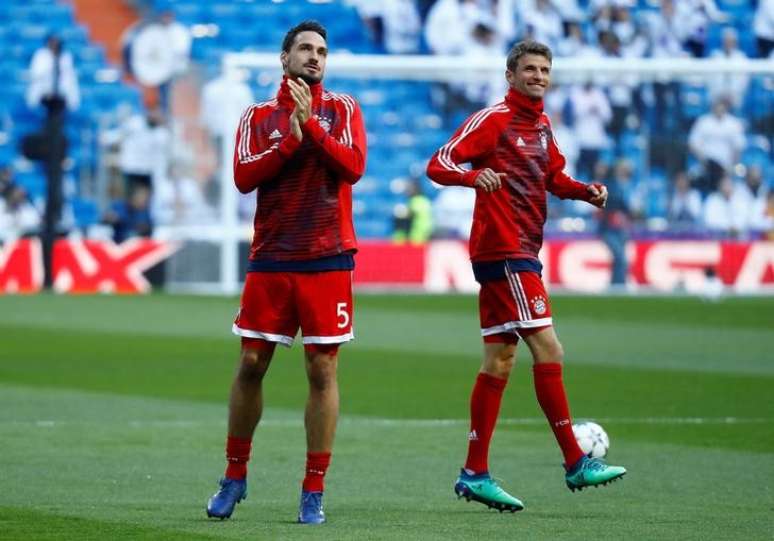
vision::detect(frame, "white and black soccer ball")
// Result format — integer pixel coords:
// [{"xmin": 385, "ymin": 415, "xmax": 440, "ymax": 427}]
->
[{"xmin": 572, "ymin": 421, "xmax": 610, "ymax": 459}]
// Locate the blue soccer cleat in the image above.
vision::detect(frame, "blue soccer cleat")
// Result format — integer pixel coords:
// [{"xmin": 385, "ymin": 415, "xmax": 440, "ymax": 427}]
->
[
  {"xmin": 565, "ymin": 456, "xmax": 627, "ymax": 492},
  {"xmin": 206, "ymin": 477, "xmax": 247, "ymax": 519},
  {"xmin": 297, "ymin": 491, "xmax": 326, "ymax": 524},
  {"xmin": 454, "ymin": 469, "xmax": 524, "ymax": 512}
]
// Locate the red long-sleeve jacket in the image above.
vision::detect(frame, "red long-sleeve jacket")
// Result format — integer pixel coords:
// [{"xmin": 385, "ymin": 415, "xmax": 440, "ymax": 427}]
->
[
  {"xmin": 427, "ymin": 88, "xmax": 593, "ymax": 263},
  {"xmin": 234, "ymin": 77, "xmax": 366, "ymax": 262}
]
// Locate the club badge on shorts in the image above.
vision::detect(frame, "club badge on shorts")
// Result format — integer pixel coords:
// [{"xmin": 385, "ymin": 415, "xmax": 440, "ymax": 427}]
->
[{"xmin": 531, "ymin": 295, "xmax": 547, "ymax": 315}]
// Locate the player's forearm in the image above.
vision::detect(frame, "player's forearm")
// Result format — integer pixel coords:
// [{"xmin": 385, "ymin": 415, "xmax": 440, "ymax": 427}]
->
[
  {"xmin": 547, "ymin": 170, "xmax": 592, "ymax": 201},
  {"xmin": 302, "ymin": 117, "xmax": 365, "ymax": 184},
  {"xmin": 426, "ymin": 156, "xmax": 478, "ymax": 187},
  {"xmin": 233, "ymin": 136, "xmax": 300, "ymax": 193}
]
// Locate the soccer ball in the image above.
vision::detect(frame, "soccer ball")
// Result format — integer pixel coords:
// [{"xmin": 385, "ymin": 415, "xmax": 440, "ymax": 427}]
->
[{"xmin": 572, "ymin": 421, "xmax": 609, "ymax": 459}]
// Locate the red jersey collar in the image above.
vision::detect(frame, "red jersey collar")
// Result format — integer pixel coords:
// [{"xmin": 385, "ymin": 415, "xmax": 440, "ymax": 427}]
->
[
  {"xmin": 277, "ymin": 76, "xmax": 324, "ymax": 108},
  {"xmin": 505, "ymin": 87, "xmax": 544, "ymax": 121}
]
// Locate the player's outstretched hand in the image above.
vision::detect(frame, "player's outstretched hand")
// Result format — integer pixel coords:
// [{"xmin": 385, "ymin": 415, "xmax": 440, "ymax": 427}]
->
[
  {"xmin": 287, "ymin": 78, "xmax": 312, "ymax": 124},
  {"xmin": 475, "ymin": 169, "xmax": 507, "ymax": 193},
  {"xmin": 587, "ymin": 182, "xmax": 608, "ymax": 207},
  {"xmin": 289, "ymin": 109, "xmax": 303, "ymax": 142}
]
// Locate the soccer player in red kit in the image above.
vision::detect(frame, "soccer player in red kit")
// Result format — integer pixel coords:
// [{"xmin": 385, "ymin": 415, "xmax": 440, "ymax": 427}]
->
[
  {"xmin": 205, "ymin": 20, "xmax": 366, "ymax": 524},
  {"xmin": 427, "ymin": 40, "xmax": 626, "ymax": 512}
]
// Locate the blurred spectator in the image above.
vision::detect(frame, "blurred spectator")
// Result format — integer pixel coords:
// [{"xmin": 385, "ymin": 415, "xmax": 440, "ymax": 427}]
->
[
  {"xmin": 200, "ymin": 67, "xmax": 254, "ymax": 191},
  {"xmin": 103, "ymin": 183, "xmax": 153, "ymax": 243},
  {"xmin": 26, "ymin": 34, "xmax": 80, "ymax": 114},
  {"xmin": 754, "ymin": 0, "xmax": 774, "ymax": 58},
  {"xmin": 123, "ymin": 9, "xmax": 191, "ymax": 114},
  {"xmin": 750, "ymin": 192, "xmax": 774, "ymax": 237},
  {"xmin": 557, "ymin": 22, "xmax": 598, "ymax": 58},
  {"xmin": 675, "ymin": 0, "xmax": 728, "ymax": 57},
  {"xmin": 599, "ymin": 31, "xmax": 640, "ymax": 143},
  {"xmin": 158, "ymin": 9, "xmax": 191, "ymax": 112},
  {"xmin": 550, "ymin": 0, "xmax": 585, "ymax": 23},
  {"xmin": 0, "ymin": 166, "xmax": 13, "ymax": 196},
  {"xmin": 708, "ymin": 28, "xmax": 749, "ymax": 109},
  {"xmin": 425, "ymin": 0, "xmax": 480, "ymax": 55},
  {"xmin": 357, "ymin": 0, "xmax": 423, "ymax": 54},
  {"xmin": 102, "ymin": 105, "xmax": 171, "ymax": 193},
  {"xmin": 570, "ymin": 82, "xmax": 612, "ymax": 181},
  {"xmin": 457, "ymin": 20, "xmax": 504, "ymax": 108},
  {"xmin": 702, "ymin": 174, "xmax": 748, "ymax": 236},
  {"xmin": 393, "ymin": 179, "xmax": 432, "ymax": 244},
  {"xmin": 432, "ymin": 185, "xmax": 475, "ymax": 240},
  {"xmin": 668, "ymin": 171, "xmax": 702, "ymax": 227},
  {"xmin": 733, "ymin": 165, "xmax": 769, "ymax": 229},
  {"xmin": 153, "ymin": 162, "xmax": 216, "ymax": 226},
  {"xmin": 688, "ymin": 96, "xmax": 745, "ymax": 195},
  {"xmin": 0, "ymin": 184, "xmax": 41, "ymax": 241},
  {"xmin": 646, "ymin": 0, "xmax": 687, "ymax": 134},
  {"xmin": 550, "ymin": 108, "xmax": 579, "ymax": 176},
  {"xmin": 597, "ymin": 161, "xmax": 635, "ymax": 286},
  {"xmin": 522, "ymin": 0, "xmax": 563, "ymax": 50}
]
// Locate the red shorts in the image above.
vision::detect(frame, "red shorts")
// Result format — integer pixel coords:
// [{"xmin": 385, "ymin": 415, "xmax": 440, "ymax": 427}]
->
[
  {"xmin": 479, "ymin": 270, "xmax": 553, "ymax": 343},
  {"xmin": 233, "ymin": 271, "xmax": 353, "ymax": 347}
]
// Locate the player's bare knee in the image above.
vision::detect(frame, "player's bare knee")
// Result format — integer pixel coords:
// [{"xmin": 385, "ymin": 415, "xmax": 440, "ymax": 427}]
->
[
  {"xmin": 306, "ymin": 355, "xmax": 337, "ymax": 391},
  {"xmin": 238, "ymin": 349, "xmax": 271, "ymax": 383},
  {"xmin": 483, "ymin": 344, "xmax": 516, "ymax": 378},
  {"xmin": 533, "ymin": 341, "xmax": 564, "ymax": 364}
]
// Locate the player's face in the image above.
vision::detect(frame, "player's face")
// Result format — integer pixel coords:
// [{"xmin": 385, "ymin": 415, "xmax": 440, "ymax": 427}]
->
[
  {"xmin": 506, "ymin": 54, "xmax": 552, "ymax": 99},
  {"xmin": 281, "ymin": 31, "xmax": 327, "ymax": 84}
]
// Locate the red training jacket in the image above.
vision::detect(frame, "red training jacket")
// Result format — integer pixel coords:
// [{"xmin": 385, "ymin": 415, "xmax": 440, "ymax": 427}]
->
[
  {"xmin": 234, "ymin": 77, "xmax": 366, "ymax": 261},
  {"xmin": 427, "ymin": 88, "xmax": 594, "ymax": 263}
]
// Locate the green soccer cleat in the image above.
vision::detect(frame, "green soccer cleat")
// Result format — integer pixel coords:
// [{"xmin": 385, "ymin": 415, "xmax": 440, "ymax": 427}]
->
[
  {"xmin": 565, "ymin": 456, "xmax": 627, "ymax": 492},
  {"xmin": 454, "ymin": 470, "xmax": 524, "ymax": 513}
]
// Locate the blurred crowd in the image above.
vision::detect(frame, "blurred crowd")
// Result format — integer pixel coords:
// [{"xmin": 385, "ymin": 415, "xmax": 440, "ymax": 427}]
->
[
  {"xmin": 358, "ymin": 0, "xmax": 773, "ymax": 245},
  {"xmin": 2, "ymin": 0, "xmax": 771, "ymax": 248}
]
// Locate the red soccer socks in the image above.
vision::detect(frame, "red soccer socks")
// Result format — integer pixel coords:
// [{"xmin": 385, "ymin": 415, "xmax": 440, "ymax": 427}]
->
[
  {"xmin": 225, "ymin": 436, "xmax": 252, "ymax": 480},
  {"xmin": 464, "ymin": 372, "xmax": 508, "ymax": 474},
  {"xmin": 302, "ymin": 451, "xmax": 332, "ymax": 492},
  {"xmin": 533, "ymin": 362, "xmax": 586, "ymax": 468}
]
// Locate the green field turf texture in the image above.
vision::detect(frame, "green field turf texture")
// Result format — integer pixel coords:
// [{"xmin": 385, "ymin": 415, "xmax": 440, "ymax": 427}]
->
[{"xmin": 1, "ymin": 293, "xmax": 772, "ymax": 540}]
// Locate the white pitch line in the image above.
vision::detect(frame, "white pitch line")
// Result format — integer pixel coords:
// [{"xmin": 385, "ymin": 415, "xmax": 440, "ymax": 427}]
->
[{"xmin": 9, "ymin": 416, "xmax": 772, "ymax": 428}]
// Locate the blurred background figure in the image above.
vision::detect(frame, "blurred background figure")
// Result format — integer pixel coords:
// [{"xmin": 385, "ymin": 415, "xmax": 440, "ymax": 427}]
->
[
  {"xmin": 357, "ymin": 0, "xmax": 423, "ymax": 54},
  {"xmin": 153, "ymin": 162, "xmax": 216, "ymax": 226},
  {"xmin": 668, "ymin": 171, "xmax": 702, "ymax": 230},
  {"xmin": 0, "ymin": 183, "xmax": 41, "ymax": 242},
  {"xmin": 393, "ymin": 178, "xmax": 432, "ymax": 244},
  {"xmin": 702, "ymin": 174, "xmax": 748, "ymax": 237},
  {"xmin": 26, "ymin": 34, "xmax": 80, "ymax": 115},
  {"xmin": 754, "ymin": 0, "xmax": 774, "ymax": 57},
  {"xmin": 708, "ymin": 28, "xmax": 749, "ymax": 108},
  {"xmin": 597, "ymin": 159, "xmax": 640, "ymax": 286},
  {"xmin": 103, "ymin": 182, "xmax": 153, "ymax": 244},
  {"xmin": 102, "ymin": 105, "xmax": 170, "ymax": 193},
  {"xmin": 688, "ymin": 96, "xmax": 745, "ymax": 196},
  {"xmin": 431, "ymin": 185, "xmax": 475, "ymax": 240},
  {"xmin": 571, "ymin": 82, "xmax": 612, "ymax": 182}
]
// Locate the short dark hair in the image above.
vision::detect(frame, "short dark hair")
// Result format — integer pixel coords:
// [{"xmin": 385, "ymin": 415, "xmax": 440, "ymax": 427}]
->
[
  {"xmin": 506, "ymin": 40, "xmax": 552, "ymax": 71},
  {"xmin": 282, "ymin": 20, "xmax": 327, "ymax": 53}
]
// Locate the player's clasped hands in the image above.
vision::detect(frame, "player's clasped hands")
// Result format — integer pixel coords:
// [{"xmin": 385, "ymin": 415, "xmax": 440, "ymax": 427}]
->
[
  {"xmin": 288, "ymin": 78, "xmax": 312, "ymax": 123},
  {"xmin": 475, "ymin": 168, "xmax": 507, "ymax": 193}
]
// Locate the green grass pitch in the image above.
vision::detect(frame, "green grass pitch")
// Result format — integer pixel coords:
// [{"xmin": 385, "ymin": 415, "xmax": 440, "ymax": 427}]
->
[{"xmin": 1, "ymin": 293, "xmax": 773, "ymax": 540}]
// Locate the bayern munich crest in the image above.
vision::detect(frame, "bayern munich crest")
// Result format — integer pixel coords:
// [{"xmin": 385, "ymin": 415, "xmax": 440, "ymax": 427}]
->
[
  {"xmin": 531, "ymin": 295, "xmax": 547, "ymax": 315},
  {"xmin": 539, "ymin": 131, "xmax": 548, "ymax": 150},
  {"xmin": 317, "ymin": 115, "xmax": 332, "ymax": 132}
]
